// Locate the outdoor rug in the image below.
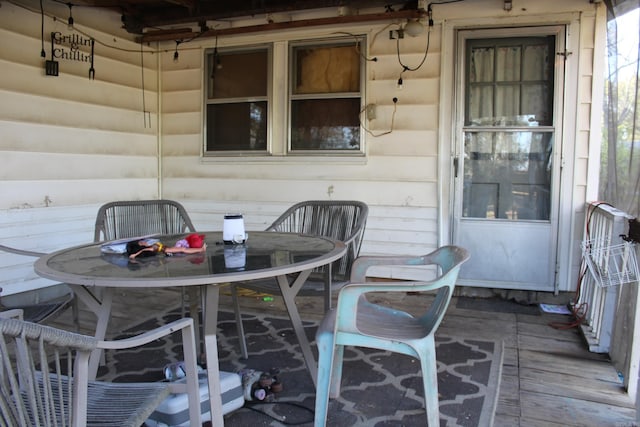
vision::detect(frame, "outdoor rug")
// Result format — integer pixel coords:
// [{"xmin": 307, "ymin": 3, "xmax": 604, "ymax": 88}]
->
[{"xmin": 97, "ymin": 308, "xmax": 503, "ymax": 427}]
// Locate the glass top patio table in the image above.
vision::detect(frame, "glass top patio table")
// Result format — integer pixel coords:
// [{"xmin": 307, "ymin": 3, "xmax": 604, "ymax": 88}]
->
[
  {"xmin": 34, "ymin": 231, "xmax": 346, "ymax": 427},
  {"xmin": 35, "ymin": 231, "xmax": 345, "ymax": 287}
]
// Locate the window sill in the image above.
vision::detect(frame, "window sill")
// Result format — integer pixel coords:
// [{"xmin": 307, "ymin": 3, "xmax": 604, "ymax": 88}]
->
[{"xmin": 200, "ymin": 153, "xmax": 367, "ymax": 165}]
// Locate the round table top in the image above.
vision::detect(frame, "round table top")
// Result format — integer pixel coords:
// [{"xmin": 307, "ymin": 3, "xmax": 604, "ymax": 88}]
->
[{"xmin": 34, "ymin": 231, "xmax": 346, "ymax": 288}]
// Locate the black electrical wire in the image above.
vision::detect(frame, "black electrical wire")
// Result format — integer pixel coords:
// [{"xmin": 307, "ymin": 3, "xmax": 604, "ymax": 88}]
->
[
  {"xmin": 140, "ymin": 41, "xmax": 148, "ymax": 128},
  {"xmin": 549, "ymin": 201, "xmax": 614, "ymax": 330},
  {"xmin": 332, "ymin": 31, "xmax": 378, "ymax": 62},
  {"xmin": 242, "ymin": 400, "xmax": 314, "ymax": 425},
  {"xmin": 394, "ymin": 1, "xmax": 466, "ymax": 87},
  {"xmin": 40, "ymin": 0, "xmax": 46, "ymax": 57},
  {"xmin": 395, "ymin": 24, "xmax": 431, "ymax": 74}
]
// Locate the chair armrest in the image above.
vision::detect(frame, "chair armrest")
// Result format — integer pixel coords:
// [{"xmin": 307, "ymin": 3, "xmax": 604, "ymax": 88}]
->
[
  {"xmin": 0, "ymin": 308, "xmax": 24, "ymax": 320},
  {"xmin": 349, "ymin": 254, "xmax": 427, "ymax": 283},
  {"xmin": 341, "ymin": 230, "xmax": 360, "ymax": 247},
  {"xmin": 0, "ymin": 244, "xmax": 45, "ymax": 258},
  {"xmin": 341, "ymin": 280, "xmax": 438, "ymax": 295},
  {"xmin": 337, "ymin": 280, "xmax": 452, "ymax": 329},
  {"xmin": 96, "ymin": 316, "xmax": 202, "ymax": 425},
  {"xmin": 98, "ymin": 318, "xmax": 194, "ymax": 350},
  {"xmin": 342, "ymin": 254, "xmax": 433, "ymax": 314},
  {"xmin": 337, "ymin": 247, "xmax": 468, "ymax": 334},
  {"xmin": 336, "ymin": 279, "xmax": 445, "ymax": 322},
  {"xmin": 349, "ymin": 246, "xmax": 469, "ymax": 283}
]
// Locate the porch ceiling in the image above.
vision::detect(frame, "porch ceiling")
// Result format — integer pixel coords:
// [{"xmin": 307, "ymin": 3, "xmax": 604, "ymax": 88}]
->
[{"xmin": 71, "ymin": 0, "xmax": 415, "ymax": 36}]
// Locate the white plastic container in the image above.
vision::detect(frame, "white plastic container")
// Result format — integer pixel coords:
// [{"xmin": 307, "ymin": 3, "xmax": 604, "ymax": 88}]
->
[
  {"xmin": 146, "ymin": 370, "xmax": 244, "ymax": 427},
  {"xmin": 223, "ymin": 213, "xmax": 247, "ymax": 244}
]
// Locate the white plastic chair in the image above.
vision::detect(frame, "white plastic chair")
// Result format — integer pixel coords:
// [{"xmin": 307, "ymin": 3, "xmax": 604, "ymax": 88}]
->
[
  {"xmin": 314, "ymin": 245, "xmax": 470, "ymax": 426},
  {"xmin": 0, "ymin": 316, "xmax": 201, "ymax": 427}
]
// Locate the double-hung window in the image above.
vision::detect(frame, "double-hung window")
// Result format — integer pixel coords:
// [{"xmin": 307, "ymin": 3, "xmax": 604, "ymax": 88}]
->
[{"xmin": 203, "ymin": 36, "xmax": 365, "ymax": 156}]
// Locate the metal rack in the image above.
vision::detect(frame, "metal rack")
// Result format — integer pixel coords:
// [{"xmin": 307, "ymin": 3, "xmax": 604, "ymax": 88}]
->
[{"xmin": 581, "ymin": 239, "xmax": 639, "ymax": 288}]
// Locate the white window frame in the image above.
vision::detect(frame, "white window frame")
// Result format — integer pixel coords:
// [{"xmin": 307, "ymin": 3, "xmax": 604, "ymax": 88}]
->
[{"xmin": 202, "ymin": 35, "xmax": 367, "ymax": 161}]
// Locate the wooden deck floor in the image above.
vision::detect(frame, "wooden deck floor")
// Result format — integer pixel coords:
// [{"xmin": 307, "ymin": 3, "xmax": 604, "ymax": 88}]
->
[{"xmin": 50, "ymin": 287, "xmax": 637, "ymax": 426}]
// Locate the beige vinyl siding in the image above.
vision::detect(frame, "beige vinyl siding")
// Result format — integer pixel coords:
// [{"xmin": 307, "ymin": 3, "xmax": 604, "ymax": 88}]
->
[
  {"xmin": 0, "ymin": 1, "xmax": 159, "ymax": 210},
  {"xmin": 158, "ymin": 21, "xmax": 442, "ymax": 256},
  {"xmin": 0, "ymin": 204, "xmax": 98, "ymax": 295}
]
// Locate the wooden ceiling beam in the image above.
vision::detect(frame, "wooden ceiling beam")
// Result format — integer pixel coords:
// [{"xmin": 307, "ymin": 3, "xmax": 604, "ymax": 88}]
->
[{"xmin": 138, "ymin": 9, "xmax": 425, "ymax": 42}]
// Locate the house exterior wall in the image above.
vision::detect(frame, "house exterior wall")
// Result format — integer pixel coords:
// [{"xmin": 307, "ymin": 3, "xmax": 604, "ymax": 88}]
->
[
  {"xmin": 0, "ymin": 0, "xmax": 603, "ymax": 295},
  {"xmin": 0, "ymin": 1, "xmax": 160, "ymax": 209},
  {"xmin": 158, "ymin": 21, "xmax": 442, "ymax": 259},
  {"xmin": 0, "ymin": 0, "xmax": 161, "ymax": 293},
  {"xmin": 437, "ymin": 4, "xmax": 602, "ymax": 292}
]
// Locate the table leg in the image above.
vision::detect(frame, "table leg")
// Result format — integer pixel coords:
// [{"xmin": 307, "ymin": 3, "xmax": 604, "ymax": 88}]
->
[
  {"xmin": 275, "ymin": 271, "xmax": 318, "ymax": 388},
  {"xmin": 230, "ymin": 285, "xmax": 249, "ymax": 359},
  {"xmin": 203, "ymin": 284, "xmax": 224, "ymax": 427},
  {"xmin": 73, "ymin": 285, "xmax": 114, "ymax": 380},
  {"xmin": 187, "ymin": 286, "xmax": 202, "ymax": 357},
  {"xmin": 323, "ymin": 264, "xmax": 332, "ymax": 311}
]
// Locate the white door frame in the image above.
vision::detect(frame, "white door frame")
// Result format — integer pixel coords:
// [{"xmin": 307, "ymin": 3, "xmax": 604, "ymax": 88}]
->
[{"xmin": 438, "ymin": 15, "xmax": 581, "ymax": 294}]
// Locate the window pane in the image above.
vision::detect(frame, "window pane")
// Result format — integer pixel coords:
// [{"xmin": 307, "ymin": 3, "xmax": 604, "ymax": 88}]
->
[
  {"xmin": 466, "ymin": 37, "xmax": 554, "ymax": 126},
  {"xmin": 522, "ymin": 44, "xmax": 550, "ymax": 81},
  {"xmin": 522, "ymin": 84, "xmax": 551, "ymax": 125},
  {"xmin": 470, "ymin": 46, "xmax": 494, "ymax": 83},
  {"xmin": 291, "ymin": 99, "xmax": 360, "ymax": 150},
  {"xmin": 206, "ymin": 102, "xmax": 267, "ymax": 151},
  {"xmin": 495, "ymin": 85, "xmax": 520, "ymax": 118},
  {"xmin": 496, "ymin": 46, "xmax": 521, "ymax": 81},
  {"xmin": 463, "ymin": 131, "xmax": 552, "ymax": 220},
  {"xmin": 469, "ymin": 86, "xmax": 494, "ymax": 125},
  {"xmin": 208, "ymin": 50, "xmax": 268, "ymax": 99},
  {"xmin": 293, "ymin": 45, "xmax": 360, "ymax": 94}
]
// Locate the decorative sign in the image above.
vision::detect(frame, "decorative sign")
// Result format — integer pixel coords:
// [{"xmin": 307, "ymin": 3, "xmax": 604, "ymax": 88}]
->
[
  {"xmin": 52, "ymin": 32, "xmax": 92, "ymax": 61},
  {"xmin": 46, "ymin": 31, "xmax": 95, "ymax": 79}
]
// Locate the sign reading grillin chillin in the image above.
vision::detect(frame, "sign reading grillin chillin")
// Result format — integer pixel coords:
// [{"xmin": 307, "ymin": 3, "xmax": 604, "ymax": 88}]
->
[
  {"xmin": 52, "ymin": 32, "xmax": 92, "ymax": 61},
  {"xmin": 46, "ymin": 31, "xmax": 96, "ymax": 79}
]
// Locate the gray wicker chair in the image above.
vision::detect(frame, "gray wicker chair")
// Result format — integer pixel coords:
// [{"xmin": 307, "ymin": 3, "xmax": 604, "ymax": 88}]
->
[
  {"xmin": 94, "ymin": 199, "xmax": 196, "ymax": 242},
  {"xmin": 93, "ymin": 199, "xmax": 201, "ymax": 343},
  {"xmin": 0, "ymin": 316, "xmax": 201, "ymax": 427},
  {"xmin": 0, "ymin": 244, "xmax": 77, "ymax": 325},
  {"xmin": 232, "ymin": 200, "xmax": 368, "ymax": 358}
]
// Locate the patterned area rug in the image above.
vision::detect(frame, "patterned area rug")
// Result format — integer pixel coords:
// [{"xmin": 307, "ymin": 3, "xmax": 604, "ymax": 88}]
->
[{"xmin": 98, "ymin": 308, "xmax": 503, "ymax": 427}]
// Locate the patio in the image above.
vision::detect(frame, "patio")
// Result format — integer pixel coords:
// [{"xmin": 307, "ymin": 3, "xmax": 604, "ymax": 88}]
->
[
  {"xmin": 49, "ymin": 286, "xmax": 637, "ymax": 426},
  {"xmin": 2, "ymin": 0, "xmax": 639, "ymax": 424}
]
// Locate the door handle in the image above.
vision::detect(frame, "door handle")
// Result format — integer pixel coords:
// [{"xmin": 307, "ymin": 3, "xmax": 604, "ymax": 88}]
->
[{"xmin": 453, "ymin": 157, "xmax": 459, "ymax": 178}]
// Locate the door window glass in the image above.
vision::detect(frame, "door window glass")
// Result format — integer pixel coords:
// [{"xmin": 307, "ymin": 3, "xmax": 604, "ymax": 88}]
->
[
  {"xmin": 463, "ymin": 131, "xmax": 552, "ymax": 220},
  {"xmin": 463, "ymin": 36, "xmax": 555, "ymax": 220}
]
